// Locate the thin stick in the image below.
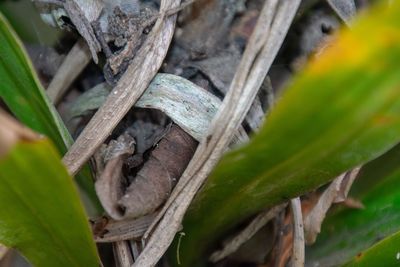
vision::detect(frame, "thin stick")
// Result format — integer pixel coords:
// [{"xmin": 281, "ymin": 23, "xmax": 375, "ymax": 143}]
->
[
  {"xmin": 210, "ymin": 203, "xmax": 287, "ymax": 262},
  {"xmin": 290, "ymin": 198, "xmax": 305, "ymax": 267},
  {"xmin": 113, "ymin": 241, "xmax": 134, "ymax": 267},
  {"xmin": 46, "ymin": 39, "xmax": 91, "ymax": 104}
]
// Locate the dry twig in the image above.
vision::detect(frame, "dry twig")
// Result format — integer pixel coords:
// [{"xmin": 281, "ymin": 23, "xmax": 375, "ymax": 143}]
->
[
  {"xmin": 113, "ymin": 241, "xmax": 134, "ymax": 267},
  {"xmin": 290, "ymin": 198, "xmax": 304, "ymax": 267},
  {"xmin": 46, "ymin": 39, "xmax": 91, "ymax": 104},
  {"xmin": 210, "ymin": 203, "xmax": 287, "ymax": 263}
]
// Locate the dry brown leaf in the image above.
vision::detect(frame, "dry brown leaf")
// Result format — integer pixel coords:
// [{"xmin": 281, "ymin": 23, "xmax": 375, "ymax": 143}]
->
[
  {"xmin": 304, "ymin": 167, "xmax": 360, "ymax": 244},
  {"xmin": 120, "ymin": 124, "xmax": 197, "ymax": 219},
  {"xmin": 334, "ymin": 166, "xmax": 361, "ymax": 203},
  {"xmin": 95, "ymin": 133, "xmax": 135, "ymax": 219}
]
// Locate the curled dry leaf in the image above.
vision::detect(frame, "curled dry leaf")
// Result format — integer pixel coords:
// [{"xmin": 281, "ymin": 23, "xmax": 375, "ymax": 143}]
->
[
  {"xmin": 334, "ymin": 166, "xmax": 361, "ymax": 203},
  {"xmin": 304, "ymin": 175, "xmax": 345, "ymax": 245},
  {"xmin": 72, "ymin": 73, "xmax": 247, "ymax": 221},
  {"xmin": 304, "ymin": 167, "xmax": 361, "ymax": 244},
  {"xmin": 94, "ymin": 121, "xmax": 197, "ymax": 220},
  {"xmin": 95, "ymin": 134, "xmax": 135, "ymax": 219},
  {"xmin": 119, "ymin": 124, "xmax": 197, "ymax": 219}
]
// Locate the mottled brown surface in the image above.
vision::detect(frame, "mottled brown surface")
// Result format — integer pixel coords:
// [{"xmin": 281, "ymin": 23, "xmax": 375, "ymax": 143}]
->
[{"xmin": 119, "ymin": 124, "xmax": 197, "ymax": 219}]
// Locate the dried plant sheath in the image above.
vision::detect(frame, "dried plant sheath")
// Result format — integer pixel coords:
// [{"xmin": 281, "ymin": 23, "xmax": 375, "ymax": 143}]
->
[{"xmin": 119, "ymin": 124, "xmax": 197, "ymax": 219}]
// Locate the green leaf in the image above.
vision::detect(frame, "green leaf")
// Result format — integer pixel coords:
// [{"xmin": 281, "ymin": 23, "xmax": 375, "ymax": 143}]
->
[
  {"xmin": 0, "ymin": 11, "xmax": 69, "ymax": 153},
  {"xmin": 306, "ymin": 144, "xmax": 400, "ymax": 266},
  {"xmin": 174, "ymin": 2, "xmax": 400, "ymax": 266},
  {"xmin": 0, "ymin": 12, "xmax": 99, "ymax": 211},
  {"xmin": 0, "ymin": 116, "xmax": 99, "ymax": 267},
  {"xmin": 0, "ymin": 1, "xmax": 61, "ymax": 45},
  {"xmin": 342, "ymin": 231, "xmax": 400, "ymax": 267}
]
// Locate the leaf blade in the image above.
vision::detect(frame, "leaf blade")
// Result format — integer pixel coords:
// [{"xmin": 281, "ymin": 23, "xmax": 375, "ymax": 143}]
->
[
  {"xmin": 307, "ymin": 143, "xmax": 400, "ymax": 266},
  {"xmin": 0, "ymin": 113, "xmax": 99, "ymax": 267},
  {"xmin": 0, "ymin": 11, "xmax": 100, "ymax": 210},
  {"xmin": 0, "ymin": 11, "xmax": 70, "ymax": 153}
]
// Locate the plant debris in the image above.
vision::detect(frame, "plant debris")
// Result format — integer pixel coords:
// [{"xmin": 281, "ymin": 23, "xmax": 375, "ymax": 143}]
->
[{"xmin": 19, "ymin": 0, "xmax": 369, "ymax": 266}]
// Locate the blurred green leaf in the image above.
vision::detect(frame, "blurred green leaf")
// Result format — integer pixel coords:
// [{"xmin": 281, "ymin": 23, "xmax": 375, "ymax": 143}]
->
[
  {"xmin": 0, "ymin": 113, "xmax": 99, "ymax": 267},
  {"xmin": 175, "ymin": 2, "xmax": 400, "ymax": 266},
  {"xmin": 307, "ymin": 144, "xmax": 400, "ymax": 266},
  {"xmin": 0, "ymin": 11, "xmax": 69, "ymax": 153},
  {"xmin": 0, "ymin": 0, "xmax": 60, "ymax": 45},
  {"xmin": 342, "ymin": 231, "xmax": 400, "ymax": 267},
  {"xmin": 0, "ymin": 11, "xmax": 99, "ymax": 211}
]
